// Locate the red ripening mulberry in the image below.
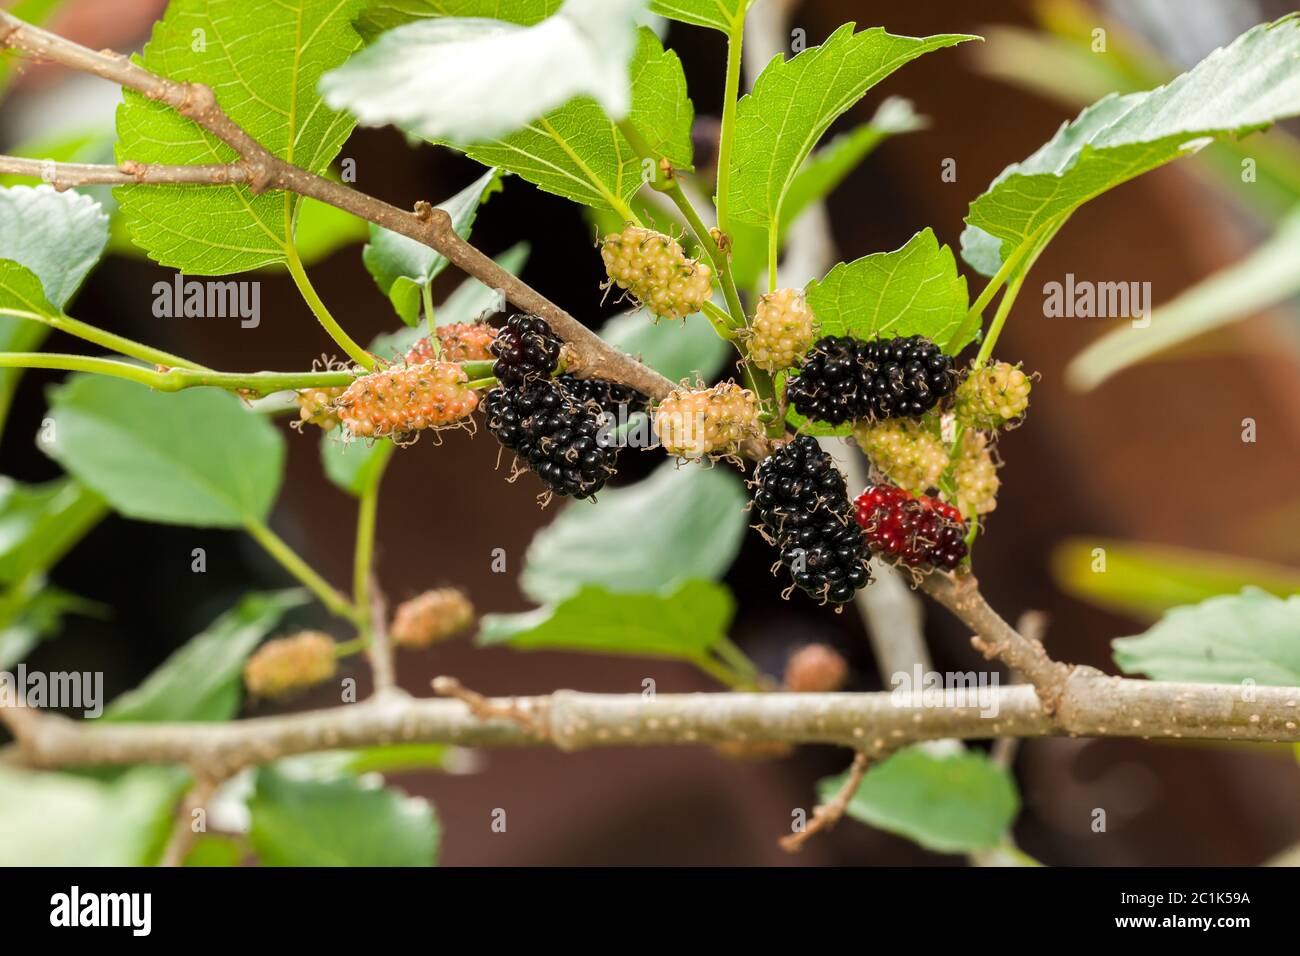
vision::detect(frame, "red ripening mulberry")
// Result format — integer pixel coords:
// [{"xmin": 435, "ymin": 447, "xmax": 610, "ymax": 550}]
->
[
  {"xmin": 854, "ymin": 483, "xmax": 967, "ymax": 572},
  {"xmin": 406, "ymin": 322, "xmax": 498, "ymax": 365},
  {"xmin": 337, "ymin": 362, "xmax": 478, "ymax": 439},
  {"xmin": 784, "ymin": 643, "xmax": 849, "ymax": 692}
]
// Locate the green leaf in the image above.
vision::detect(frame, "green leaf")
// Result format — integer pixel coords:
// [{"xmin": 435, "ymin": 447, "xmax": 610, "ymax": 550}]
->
[
  {"xmin": 478, "ymin": 580, "xmax": 733, "ymax": 660},
  {"xmin": 456, "ymin": 98, "xmax": 640, "ymax": 214},
  {"xmin": 320, "ymin": 432, "xmax": 394, "ymax": 497},
  {"xmin": 291, "ymin": 195, "xmax": 371, "ymax": 266},
  {"xmin": 0, "ymin": 476, "xmax": 105, "ymax": 587},
  {"xmin": 0, "ymin": 765, "xmax": 187, "ymax": 866},
  {"xmin": 44, "ymin": 375, "xmax": 286, "ymax": 528},
  {"xmin": 354, "ymin": 0, "xmax": 561, "ymax": 41},
  {"xmin": 1051, "ymin": 538, "xmax": 1300, "ymax": 620},
  {"xmin": 726, "ymin": 25, "xmax": 972, "ymax": 233},
  {"xmin": 962, "ymin": 15, "xmax": 1300, "ymax": 276},
  {"xmin": 449, "ymin": 26, "xmax": 692, "ymax": 215},
  {"xmin": 783, "ymin": 97, "xmax": 925, "ymax": 230},
  {"xmin": 1067, "ymin": 206, "xmax": 1300, "ymax": 390},
  {"xmin": 596, "ymin": 307, "xmax": 731, "ymax": 382},
  {"xmin": 1112, "ymin": 588, "xmax": 1300, "ymax": 685},
  {"xmin": 321, "ymin": 0, "xmax": 643, "ymax": 142},
  {"xmin": 248, "ymin": 766, "xmax": 439, "ymax": 866},
  {"xmin": 805, "ymin": 228, "xmax": 973, "ymax": 352},
  {"xmin": 822, "ymin": 748, "xmax": 1020, "ymax": 854},
  {"xmin": 114, "ymin": 0, "xmax": 366, "ymax": 274},
  {"xmin": 647, "ymin": 0, "xmax": 750, "ymax": 33},
  {"xmin": 519, "ymin": 461, "xmax": 748, "ymax": 603},
  {"xmin": 363, "ymin": 167, "xmax": 503, "ymax": 325},
  {"xmin": 104, "ymin": 590, "xmax": 308, "ymax": 723},
  {"xmin": 627, "ymin": 26, "xmax": 694, "ymax": 169},
  {"xmin": 0, "ymin": 183, "xmax": 110, "ymax": 308},
  {"xmin": 728, "ymin": 98, "xmax": 925, "ymax": 291},
  {"xmin": 0, "ymin": 262, "xmax": 58, "ymax": 432}
]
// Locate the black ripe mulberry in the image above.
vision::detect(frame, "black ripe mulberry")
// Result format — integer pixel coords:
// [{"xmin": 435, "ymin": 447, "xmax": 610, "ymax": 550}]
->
[
  {"xmin": 854, "ymin": 483, "xmax": 968, "ymax": 572},
  {"xmin": 786, "ymin": 334, "xmax": 957, "ymax": 425},
  {"xmin": 555, "ymin": 373, "xmax": 648, "ymax": 416},
  {"xmin": 491, "ymin": 314, "xmax": 561, "ymax": 387},
  {"xmin": 753, "ymin": 436, "xmax": 872, "ymax": 605},
  {"xmin": 482, "ymin": 380, "xmax": 617, "ymax": 500}
]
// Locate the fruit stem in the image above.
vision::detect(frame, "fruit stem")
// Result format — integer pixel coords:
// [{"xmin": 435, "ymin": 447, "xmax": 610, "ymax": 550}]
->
[
  {"xmin": 352, "ymin": 440, "xmax": 395, "ymax": 649},
  {"xmin": 243, "ymin": 518, "xmax": 359, "ymax": 623},
  {"xmin": 663, "ymin": 180, "xmax": 747, "ymax": 331},
  {"xmin": 0, "ymin": 353, "xmax": 366, "ymax": 394},
  {"xmin": 332, "ymin": 635, "xmax": 369, "ymax": 658},
  {"xmin": 689, "ymin": 652, "xmax": 751, "ymax": 691},
  {"xmin": 0, "ymin": 306, "xmax": 211, "ymax": 371},
  {"xmin": 973, "ymin": 268, "xmax": 1027, "ymax": 370},
  {"xmin": 285, "ymin": 241, "xmax": 377, "ymax": 371},
  {"xmin": 464, "ymin": 376, "xmax": 497, "ymax": 390},
  {"xmin": 716, "ymin": 636, "xmax": 761, "ymax": 685},
  {"xmin": 701, "ymin": 301, "xmax": 738, "ymax": 341},
  {"xmin": 714, "ymin": 14, "xmax": 746, "ymax": 236}
]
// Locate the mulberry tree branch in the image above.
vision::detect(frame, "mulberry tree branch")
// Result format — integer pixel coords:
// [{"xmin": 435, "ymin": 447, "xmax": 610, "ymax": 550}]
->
[{"xmin": 4, "ymin": 676, "xmax": 1299, "ymax": 777}]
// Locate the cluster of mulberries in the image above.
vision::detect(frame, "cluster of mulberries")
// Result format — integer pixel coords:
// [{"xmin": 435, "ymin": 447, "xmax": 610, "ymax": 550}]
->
[
  {"xmin": 954, "ymin": 361, "xmax": 1031, "ymax": 429},
  {"xmin": 854, "ymin": 484, "xmax": 967, "ymax": 572},
  {"xmin": 243, "ymin": 631, "xmax": 337, "ymax": 699},
  {"xmin": 482, "ymin": 316, "xmax": 625, "ymax": 501},
  {"xmin": 405, "ymin": 322, "xmax": 498, "ymax": 365},
  {"xmin": 336, "ymin": 362, "xmax": 479, "ymax": 439},
  {"xmin": 601, "ymin": 225, "xmax": 713, "ymax": 321},
  {"xmin": 653, "ymin": 381, "xmax": 762, "ymax": 460},
  {"xmin": 852, "ymin": 417, "xmax": 948, "ymax": 494},
  {"xmin": 746, "ymin": 288, "xmax": 818, "ymax": 374},
  {"xmin": 752, "ymin": 436, "xmax": 872, "ymax": 605},
  {"xmin": 786, "ymin": 334, "xmax": 957, "ymax": 425},
  {"xmin": 390, "ymin": 588, "xmax": 474, "ymax": 648}
]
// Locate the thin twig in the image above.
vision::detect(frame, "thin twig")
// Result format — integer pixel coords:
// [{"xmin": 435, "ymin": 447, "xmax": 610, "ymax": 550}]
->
[{"xmin": 780, "ymin": 750, "xmax": 876, "ymax": 853}]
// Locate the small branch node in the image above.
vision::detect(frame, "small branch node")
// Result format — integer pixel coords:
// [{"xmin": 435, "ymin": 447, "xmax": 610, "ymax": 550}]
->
[{"xmin": 432, "ymin": 676, "xmax": 546, "ymax": 739}]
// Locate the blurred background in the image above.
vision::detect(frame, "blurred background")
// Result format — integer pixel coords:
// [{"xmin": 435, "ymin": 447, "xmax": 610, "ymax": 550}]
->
[{"xmin": 2, "ymin": 0, "xmax": 1298, "ymax": 865}]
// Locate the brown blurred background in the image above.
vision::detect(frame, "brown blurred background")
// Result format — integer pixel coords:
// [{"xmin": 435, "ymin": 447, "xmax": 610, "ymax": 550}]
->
[{"xmin": 2, "ymin": 0, "xmax": 1298, "ymax": 865}]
